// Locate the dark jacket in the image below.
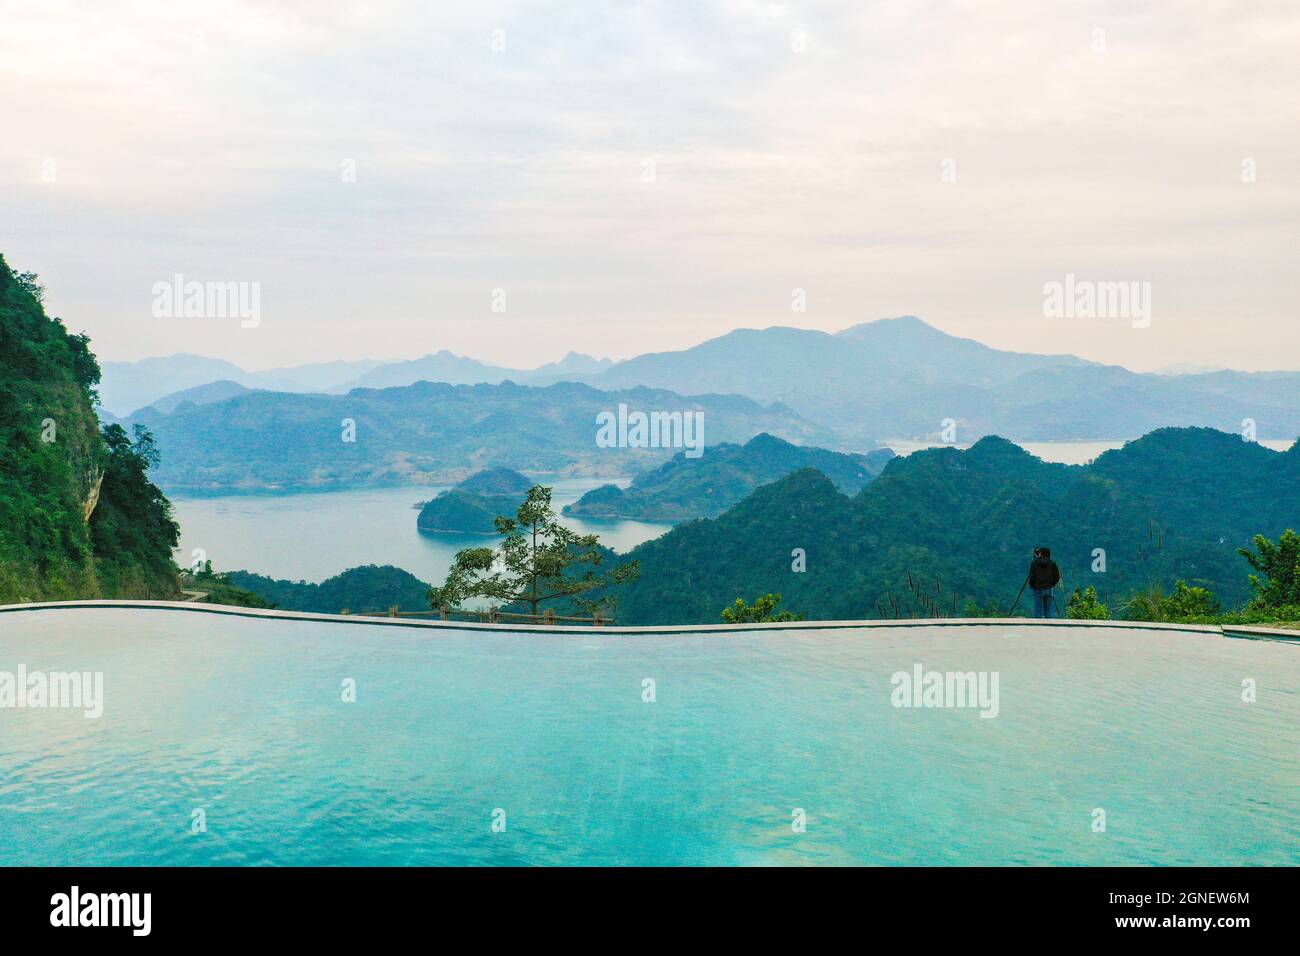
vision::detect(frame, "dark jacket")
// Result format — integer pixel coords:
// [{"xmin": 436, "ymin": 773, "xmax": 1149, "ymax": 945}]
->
[{"xmin": 1028, "ymin": 556, "xmax": 1060, "ymax": 590}]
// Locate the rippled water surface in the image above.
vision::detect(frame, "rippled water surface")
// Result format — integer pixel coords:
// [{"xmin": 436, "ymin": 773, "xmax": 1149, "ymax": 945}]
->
[{"xmin": 1, "ymin": 609, "xmax": 1296, "ymax": 865}]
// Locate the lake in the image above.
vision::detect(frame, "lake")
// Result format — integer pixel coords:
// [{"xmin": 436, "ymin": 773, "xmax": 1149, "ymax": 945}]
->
[{"xmin": 172, "ymin": 478, "xmax": 672, "ymax": 584}]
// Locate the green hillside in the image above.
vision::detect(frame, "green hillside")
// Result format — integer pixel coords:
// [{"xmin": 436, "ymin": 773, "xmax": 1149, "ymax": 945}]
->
[
  {"xmin": 0, "ymin": 256, "xmax": 180, "ymax": 603},
  {"xmin": 224, "ymin": 565, "xmax": 432, "ymax": 614},
  {"xmin": 613, "ymin": 429, "xmax": 1300, "ymax": 625}
]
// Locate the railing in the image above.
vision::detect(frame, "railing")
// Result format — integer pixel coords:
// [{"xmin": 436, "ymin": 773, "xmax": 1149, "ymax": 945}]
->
[{"xmin": 338, "ymin": 606, "xmax": 613, "ymax": 626}]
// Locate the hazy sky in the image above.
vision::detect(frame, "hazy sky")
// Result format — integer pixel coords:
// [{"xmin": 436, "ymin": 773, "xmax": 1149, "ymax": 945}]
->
[{"xmin": 3, "ymin": 0, "xmax": 1297, "ymax": 372}]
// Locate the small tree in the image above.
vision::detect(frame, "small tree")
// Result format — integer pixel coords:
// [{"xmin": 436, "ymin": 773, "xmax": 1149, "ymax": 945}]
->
[
  {"xmin": 721, "ymin": 593, "xmax": 802, "ymax": 624},
  {"xmin": 427, "ymin": 484, "xmax": 638, "ymax": 619},
  {"xmin": 1239, "ymin": 529, "xmax": 1300, "ymax": 610},
  {"xmin": 1164, "ymin": 580, "xmax": 1220, "ymax": 621},
  {"xmin": 1066, "ymin": 586, "xmax": 1110, "ymax": 620},
  {"xmin": 13, "ymin": 270, "xmax": 44, "ymax": 303}
]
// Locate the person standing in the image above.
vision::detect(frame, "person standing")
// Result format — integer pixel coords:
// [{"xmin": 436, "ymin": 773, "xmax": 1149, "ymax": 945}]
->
[{"xmin": 1027, "ymin": 547, "xmax": 1062, "ymax": 618}]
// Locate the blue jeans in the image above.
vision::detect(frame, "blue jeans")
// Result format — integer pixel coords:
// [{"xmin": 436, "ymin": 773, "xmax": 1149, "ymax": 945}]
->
[{"xmin": 1032, "ymin": 588, "xmax": 1056, "ymax": 619}]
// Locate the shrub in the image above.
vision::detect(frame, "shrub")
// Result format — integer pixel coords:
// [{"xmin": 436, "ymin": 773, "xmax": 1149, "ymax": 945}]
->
[
  {"xmin": 1120, "ymin": 580, "xmax": 1220, "ymax": 623},
  {"xmin": 1238, "ymin": 530, "xmax": 1300, "ymax": 610},
  {"xmin": 1120, "ymin": 585, "xmax": 1166, "ymax": 622},
  {"xmin": 1163, "ymin": 580, "xmax": 1221, "ymax": 621},
  {"xmin": 1066, "ymin": 586, "xmax": 1110, "ymax": 620},
  {"xmin": 721, "ymin": 593, "xmax": 802, "ymax": 624}
]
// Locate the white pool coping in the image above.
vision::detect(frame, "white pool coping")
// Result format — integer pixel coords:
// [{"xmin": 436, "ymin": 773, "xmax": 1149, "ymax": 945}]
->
[{"xmin": 3, "ymin": 599, "xmax": 1295, "ymax": 642}]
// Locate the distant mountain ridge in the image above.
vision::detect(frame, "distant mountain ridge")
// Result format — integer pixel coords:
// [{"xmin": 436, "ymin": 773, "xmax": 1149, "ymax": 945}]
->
[
  {"xmin": 335, "ymin": 351, "xmax": 513, "ymax": 392},
  {"xmin": 564, "ymin": 433, "xmax": 896, "ymax": 523},
  {"xmin": 99, "ymin": 349, "xmax": 616, "ymax": 416},
  {"xmin": 333, "ymin": 349, "xmax": 616, "ymax": 393},
  {"xmin": 128, "ymin": 380, "xmax": 829, "ymax": 494},
  {"xmin": 98, "ymin": 355, "xmax": 385, "ymax": 416},
  {"xmin": 101, "ymin": 317, "xmax": 1300, "ymax": 441},
  {"xmin": 571, "ymin": 317, "xmax": 1300, "ymax": 444}
]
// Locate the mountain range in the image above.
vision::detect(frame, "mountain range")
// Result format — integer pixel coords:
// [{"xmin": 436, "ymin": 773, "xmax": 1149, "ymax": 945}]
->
[
  {"xmin": 97, "ymin": 355, "xmax": 384, "ymax": 417},
  {"xmin": 128, "ymin": 380, "xmax": 826, "ymax": 494},
  {"xmin": 607, "ymin": 427, "xmax": 1300, "ymax": 625},
  {"xmin": 101, "ymin": 317, "xmax": 1300, "ymax": 443},
  {"xmin": 570, "ymin": 318, "xmax": 1300, "ymax": 444},
  {"xmin": 338, "ymin": 350, "xmax": 614, "ymax": 393},
  {"xmin": 99, "ymin": 350, "xmax": 615, "ymax": 416}
]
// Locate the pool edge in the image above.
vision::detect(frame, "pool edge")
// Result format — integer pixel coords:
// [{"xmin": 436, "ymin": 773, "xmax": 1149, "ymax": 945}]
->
[{"xmin": 0, "ymin": 599, "xmax": 1261, "ymax": 638}]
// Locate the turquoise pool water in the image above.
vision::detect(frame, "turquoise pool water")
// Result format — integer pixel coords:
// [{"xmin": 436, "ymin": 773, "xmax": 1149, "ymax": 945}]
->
[{"xmin": 1, "ymin": 608, "xmax": 1296, "ymax": 865}]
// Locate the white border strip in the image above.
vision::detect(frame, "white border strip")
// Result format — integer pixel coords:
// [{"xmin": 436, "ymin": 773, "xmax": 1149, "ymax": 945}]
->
[{"xmin": 0, "ymin": 599, "xmax": 1273, "ymax": 639}]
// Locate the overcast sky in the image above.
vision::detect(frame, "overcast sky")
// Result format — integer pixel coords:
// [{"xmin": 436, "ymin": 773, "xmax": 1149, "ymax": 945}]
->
[{"xmin": 2, "ymin": 0, "xmax": 1297, "ymax": 372}]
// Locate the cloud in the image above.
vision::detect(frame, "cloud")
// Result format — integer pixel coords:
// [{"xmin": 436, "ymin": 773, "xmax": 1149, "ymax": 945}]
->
[{"xmin": 2, "ymin": 0, "xmax": 1297, "ymax": 370}]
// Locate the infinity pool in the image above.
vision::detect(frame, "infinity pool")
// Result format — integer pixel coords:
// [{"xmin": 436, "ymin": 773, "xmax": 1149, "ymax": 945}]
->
[{"xmin": 1, "ymin": 608, "xmax": 1296, "ymax": 865}]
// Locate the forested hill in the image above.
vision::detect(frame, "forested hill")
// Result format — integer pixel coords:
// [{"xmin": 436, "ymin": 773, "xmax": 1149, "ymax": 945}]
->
[
  {"xmin": 223, "ymin": 565, "xmax": 432, "ymax": 614},
  {"xmin": 0, "ymin": 256, "xmax": 180, "ymax": 603},
  {"xmin": 613, "ymin": 428, "xmax": 1300, "ymax": 625},
  {"xmin": 564, "ymin": 433, "xmax": 896, "ymax": 522},
  {"xmin": 416, "ymin": 467, "xmax": 534, "ymax": 533}
]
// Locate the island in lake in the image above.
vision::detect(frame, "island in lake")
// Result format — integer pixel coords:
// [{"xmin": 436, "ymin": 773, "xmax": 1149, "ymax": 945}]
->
[{"xmin": 416, "ymin": 467, "xmax": 534, "ymax": 533}]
